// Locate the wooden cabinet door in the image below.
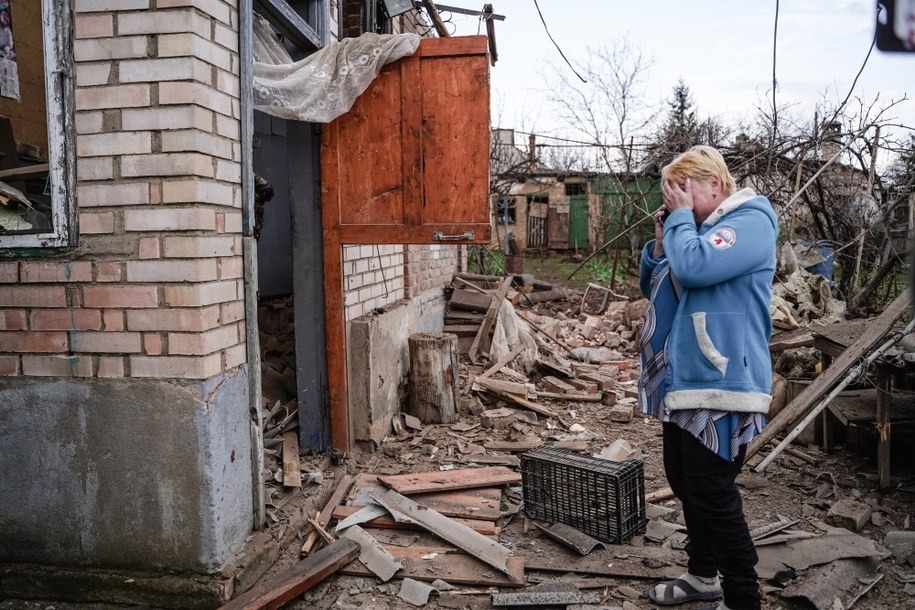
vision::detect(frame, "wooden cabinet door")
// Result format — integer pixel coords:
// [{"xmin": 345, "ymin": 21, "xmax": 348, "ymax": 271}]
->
[{"xmin": 321, "ymin": 36, "xmax": 492, "ymax": 245}]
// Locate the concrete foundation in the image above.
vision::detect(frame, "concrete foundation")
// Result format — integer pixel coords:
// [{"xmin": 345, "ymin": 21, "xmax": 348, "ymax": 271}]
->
[
  {"xmin": 0, "ymin": 366, "xmax": 253, "ymax": 574},
  {"xmin": 347, "ymin": 290, "xmax": 447, "ymax": 444}
]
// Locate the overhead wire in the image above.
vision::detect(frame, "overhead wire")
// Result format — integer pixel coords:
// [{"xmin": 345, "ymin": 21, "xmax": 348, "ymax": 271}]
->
[{"xmin": 532, "ymin": 0, "xmax": 586, "ymax": 83}]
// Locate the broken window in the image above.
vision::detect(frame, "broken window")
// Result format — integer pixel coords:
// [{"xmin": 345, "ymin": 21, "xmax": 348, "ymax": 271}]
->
[
  {"xmin": 495, "ymin": 198, "xmax": 515, "ymax": 225},
  {"xmin": 0, "ymin": 0, "xmax": 74, "ymax": 249},
  {"xmin": 564, "ymin": 182, "xmax": 586, "ymax": 197}
]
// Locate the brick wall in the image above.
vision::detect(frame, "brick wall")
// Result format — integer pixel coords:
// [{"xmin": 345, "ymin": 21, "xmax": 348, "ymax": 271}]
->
[
  {"xmin": 342, "ymin": 244, "xmax": 405, "ymax": 320},
  {"xmin": 405, "ymin": 244, "xmax": 463, "ymax": 296},
  {"xmin": 0, "ymin": 1, "xmax": 244, "ymax": 380}
]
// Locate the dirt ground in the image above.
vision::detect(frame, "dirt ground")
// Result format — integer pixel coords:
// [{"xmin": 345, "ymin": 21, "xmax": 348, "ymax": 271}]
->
[{"xmin": 257, "ymin": 254, "xmax": 915, "ymax": 610}]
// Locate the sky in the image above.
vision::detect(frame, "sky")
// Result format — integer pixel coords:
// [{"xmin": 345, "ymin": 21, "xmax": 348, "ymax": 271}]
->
[{"xmin": 440, "ymin": 0, "xmax": 915, "ymax": 149}]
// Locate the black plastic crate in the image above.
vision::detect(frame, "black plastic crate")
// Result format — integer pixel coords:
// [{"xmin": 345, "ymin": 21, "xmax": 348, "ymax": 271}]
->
[{"xmin": 521, "ymin": 444, "xmax": 647, "ymax": 544}]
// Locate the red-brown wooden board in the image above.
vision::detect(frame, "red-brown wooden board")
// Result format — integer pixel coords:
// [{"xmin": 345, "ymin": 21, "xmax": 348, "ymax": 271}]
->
[{"xmin": 377, "ymin": 466, "xmax": 521, "ymax": 494}]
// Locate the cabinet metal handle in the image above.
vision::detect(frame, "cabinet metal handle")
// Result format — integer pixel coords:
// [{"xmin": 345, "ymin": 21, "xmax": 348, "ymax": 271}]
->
[{"xmin": 432, "ymin": 231, "xmax": 475, "ymax": 241}]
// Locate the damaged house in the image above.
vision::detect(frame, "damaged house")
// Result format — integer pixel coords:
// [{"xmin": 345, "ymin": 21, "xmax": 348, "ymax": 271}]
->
[{"xmin": 0, "ymin": 0, "xmax": 490, "ymax": 601}]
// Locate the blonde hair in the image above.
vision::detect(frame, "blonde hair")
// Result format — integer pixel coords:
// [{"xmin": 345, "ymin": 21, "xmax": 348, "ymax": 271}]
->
[{"xmin": 661, "ymin": 145, "xmax": 736, "ymax": 196}]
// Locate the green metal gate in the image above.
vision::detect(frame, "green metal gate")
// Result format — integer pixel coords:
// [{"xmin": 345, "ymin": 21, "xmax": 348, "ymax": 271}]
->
[{"xmin": 569, "ymin": 194, "xmax": 589, "ymax": 250}]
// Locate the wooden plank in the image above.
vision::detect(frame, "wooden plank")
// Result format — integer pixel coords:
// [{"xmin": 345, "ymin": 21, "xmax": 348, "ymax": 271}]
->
[
  {"xmin": 469, "ymin": 276, "xmax": 512, "ymax": 363},
  {"xmin": 0, "ymin": 163, "xmax": 49, "ymax": 181},
  {"xmin": 372, "ymin": 490, "xmax": 518, "ymax": 580},
  {"xmin": 483, "ymin": 386, "xmax": 558, "ymax": 418},
  {"xmin": 473, "ymin": 376, "xmax": 531, "ymax": 398},
  {"xmin": 332, "ymin": 505, "xmax": 498, "ymax": 536},
  {"xmin": 301, "ymin": 474, "xmax": 355, "ymax": 555},
  {"xmin": 413, "ymin": 35, "xmax": 487, "ymax": 57},
  {"xmin": 282, "ymin": 431, "xmax": 301, "ymax": 488},
  {"xmin": 341, "ymin": 544, "xmax": 524, "ymax": 586},
  {"xmin": 401, "ymin": 52, "xmax": 423, "ymax": 225},
  {"xmin": 345, "ymin": 474, "xmax": 503, "ymax": 522},
  {"xmin": 449, "ymin": 288, "xmax": 494, "ymax": 313},
  {"xmin": 645, "ymin": 487, "xmax": 675, "ymax": 503},
  {"xmin": 444, "ymin": 309, "xmax": 485, "ymax": 322},
  {"xmin": 747, "ymin": 291, "xmax": 910, "ymax": 459},
  {"xmin": 378, "ymin": 466, "xmax": 521, "ymax": 494},
  {"xmin": 420, "ymin": 0, "xmax": 450, "ymax": 37},
  {"xmin": 218, "ymin": 538, "xmax": 359, "ymax": 610},
  {"xmin": 443, "ymin": 324, "xmax": 481, "ymax": 336}
]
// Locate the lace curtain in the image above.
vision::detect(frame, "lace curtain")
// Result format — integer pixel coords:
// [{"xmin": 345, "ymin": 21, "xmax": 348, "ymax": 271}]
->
[{"xmin": 252, "ymin": 15, "xmax": 421, "ymax": 123}]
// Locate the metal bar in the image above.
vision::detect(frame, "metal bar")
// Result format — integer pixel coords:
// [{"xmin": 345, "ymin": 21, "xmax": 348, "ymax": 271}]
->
[
  {"xmin": 254, "ymin": 0, "xmax": 323, "ymax": 50},
  {"xmin": 413, "ymin": 1, "xmax": 505, "ymax": 19}
]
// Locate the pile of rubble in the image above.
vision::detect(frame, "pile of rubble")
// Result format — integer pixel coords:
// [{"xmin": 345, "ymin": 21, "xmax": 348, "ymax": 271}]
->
[{"xmin": 235, "ymin": 270, "xmax": 915, "ymax": 610}]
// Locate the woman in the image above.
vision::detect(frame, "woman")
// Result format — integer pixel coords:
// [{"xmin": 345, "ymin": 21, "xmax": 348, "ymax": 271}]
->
[{"xmin": 638, "ymin": 146, "xmax": 778, "ymax": 610}]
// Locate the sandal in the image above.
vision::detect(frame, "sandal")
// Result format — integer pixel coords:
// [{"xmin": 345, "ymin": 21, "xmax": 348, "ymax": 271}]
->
[{"xmin": 648, "ymin": 576, "xmax": 723, "ymax": 606}]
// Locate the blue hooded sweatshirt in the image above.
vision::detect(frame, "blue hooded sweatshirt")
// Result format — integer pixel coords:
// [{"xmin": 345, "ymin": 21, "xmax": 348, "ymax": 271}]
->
[{"xmin": 640, "ymin": 187, "xmax": 778, "ymax": 415}]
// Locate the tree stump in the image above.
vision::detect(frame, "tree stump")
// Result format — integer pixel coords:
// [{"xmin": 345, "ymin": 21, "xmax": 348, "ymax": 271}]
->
[{"xmin": 408, "ymin": 333, "xmax": 459, "ymax": 424}]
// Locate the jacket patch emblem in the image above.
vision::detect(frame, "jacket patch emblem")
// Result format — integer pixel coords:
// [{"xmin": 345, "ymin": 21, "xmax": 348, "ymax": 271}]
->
[{"xmin": 708, "ymin": 227, "xmax": 736, "ymax": 249}]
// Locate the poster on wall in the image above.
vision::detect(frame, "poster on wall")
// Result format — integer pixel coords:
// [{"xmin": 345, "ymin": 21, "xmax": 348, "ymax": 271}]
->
[{"xmin": 0, "ymin": 1, "xmax": 19, "ymax": 100}]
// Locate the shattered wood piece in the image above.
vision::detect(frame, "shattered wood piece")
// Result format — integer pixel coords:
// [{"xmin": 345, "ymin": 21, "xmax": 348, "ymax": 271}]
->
[
  {"xmin": 307, "ymin": 514, "xmax": 336, "ymax": 545},
  {"xmin": 340, "ymin": 544, "xmax": 525, "ymax": 586},
  {"xmin": 645, "ymin": 487, "xmax": 675, "ymax": 503},
  {"xmin": 749, "ymin": 518, "xmax": 801, "ymax": 541},
  {"xmin": 484, "ymin": 386, "xmax": 557, "ymax": 418},
  {"xmin": 442, "ymin": 324, "xmax": 480, "ymax": 337},
  {"xmin": 332, "ymin": 505, "xmax": 499, "ymax": 536},
  {"xmin": 536, "ymin": 352, "xmax": 575, "ymax": 378},
  {"xmin": 301, "ymin": 474, "xmax": 355, "ymax": 555},
  {"xmin": 334, "ymin": 502, "xmax": 389, "ymax": 533},
  {"xmin": 468, "ymin": 276, "xmax": 513, "ymax": 364},
  {"xmin": 466, "ymin": 454, "xmax": 520, "ymax": 467},
  {"xmin": 748, "ymin": 291, "xmax": 911, "ymax": 459},
  {"xmin": 371, "ymin": 489, "xmax": 518, "ymax": 580},
  {"xmin": 552, "ymin": 441, "xmax": 590, "ymax": 452},
  {"xmin": 473, "ymin": 377, "xmax": 532, "ymax": 398},
  {"xmin": 534, "ymin": 522, "xmax": 607, "ymax": 555},
  {"xmin": 492, "ymin": 581, "xmax": 600, "ymax": 607},
  {"xmin": 398, "ymin": 577, "xmax": 437, "ymax": 606},
  {"xmin": 484, "ymin": 440, "xmax": 543, "ymax": 452},
  {"xmin": 769, "ymin": 332, "xmax": 815, "ymax": 352},
  {"xmin": 340, "ymin": 525, "xmax": 403, "ymax": 582},
  {"xmin": 519, "ymin": 289, "xmax": 566, "ymax": 305},
  {"xmin": 378, "ymin": 466, "xmax": 521, "ymax": 494},
  {"xmin": 282, "ymin": 431, "xmax": 302, "ymax": 488},
  {"xmin": 449, "ymin": 289, "xmax": 493, "ymax": 313},
  {"xmin": 218, "ymin": 538, "xmax": 359, "ymax": 610},
  {"xmin": 541, "ymin": 375, "xmax": 577, "ymax": 394},
  {"xmin": 444, "ymin": 309, "xmax": 485, "ymax": 323},
  {"xmin": 477, "ymin": 344, "xmax": 526, "ymax": 382},
  {"xmin": 784, "ymin": 445, "xmax": 819, "ymax": 465}
]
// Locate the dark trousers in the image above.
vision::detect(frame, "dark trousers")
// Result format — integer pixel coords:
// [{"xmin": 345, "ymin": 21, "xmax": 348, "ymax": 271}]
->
[{"xmin": 662, "ymin": 422, "xmax": 761, "ymax": 610}]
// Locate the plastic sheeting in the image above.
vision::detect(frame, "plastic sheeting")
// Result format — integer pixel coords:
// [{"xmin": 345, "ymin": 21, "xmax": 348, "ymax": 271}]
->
[
  {"xmin": 490, "ymin": 299, "xmax": 538, "ymax": 374},
  {"xmin": 252, "ymin": 15, "xmax": 421, "ymax": 123}
]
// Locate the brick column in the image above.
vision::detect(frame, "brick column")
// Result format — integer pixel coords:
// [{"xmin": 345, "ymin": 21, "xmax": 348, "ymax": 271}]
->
[{"xmin": 0, "ymin": 2, "xmax": 253, "ymax": 576}]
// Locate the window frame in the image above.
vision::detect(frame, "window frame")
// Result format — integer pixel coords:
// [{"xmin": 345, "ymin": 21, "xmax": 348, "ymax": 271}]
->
[{"xmin": 0, "ymin": 0, "xmax": 76, "ymax": 251}]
